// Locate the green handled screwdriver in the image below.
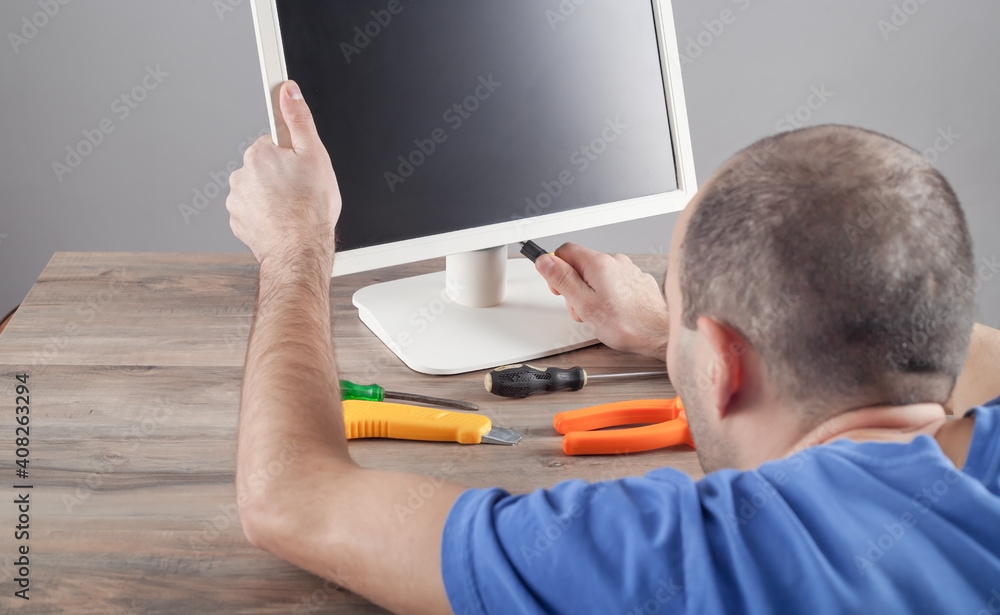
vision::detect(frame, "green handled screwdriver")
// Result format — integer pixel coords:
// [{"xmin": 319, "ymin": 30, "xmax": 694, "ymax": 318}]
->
[
  {"xmin": 484, "ymin": 364, "xmax": 663, "ymax": 398},
  {"xmin": 340, "ymin": 379, "xmax": 479, "ymax": 412}
]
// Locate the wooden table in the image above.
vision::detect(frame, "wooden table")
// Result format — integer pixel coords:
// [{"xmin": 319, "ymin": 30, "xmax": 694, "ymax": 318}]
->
[{"xmin": 0, "ymin": 252, "xmax": 700, "ymax": 614}]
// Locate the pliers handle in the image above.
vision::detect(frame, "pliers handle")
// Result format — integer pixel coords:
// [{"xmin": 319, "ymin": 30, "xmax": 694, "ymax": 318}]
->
[{"xmin": 553, "ymin": 398, "xmax": 694, "ymax": 456}]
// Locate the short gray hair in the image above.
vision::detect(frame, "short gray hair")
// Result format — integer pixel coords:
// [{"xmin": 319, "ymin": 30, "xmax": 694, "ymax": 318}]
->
[{"xmin": 681, "ymin": 125, "xmax": 975, "ymax": 417}]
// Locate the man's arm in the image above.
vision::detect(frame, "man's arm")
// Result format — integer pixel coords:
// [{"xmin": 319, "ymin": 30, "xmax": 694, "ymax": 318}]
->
[
  {"xmin": 227, "ymin": 81, "xmax": 462, "ymax": 615},
  {"xmin": 946, "ymin": 323, "xmax": 1000, "ymax": 414},
  {"xmin": 534, "ymin": 243, "xmax": 670, "ymax": 360}
]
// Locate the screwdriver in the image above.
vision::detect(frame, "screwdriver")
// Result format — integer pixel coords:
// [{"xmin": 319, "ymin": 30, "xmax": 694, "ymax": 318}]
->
[
  {"xmin": 340, "ymin": 380, "xmax": 480, "ymax": 412},
  {"xmin": 485, "ymin": 364, "xmax": 663, "ymax": 398}
]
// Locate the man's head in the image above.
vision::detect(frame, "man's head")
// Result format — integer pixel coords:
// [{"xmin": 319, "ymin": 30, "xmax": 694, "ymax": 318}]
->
[{"xmin": 665, "ymin": 125, "xmax": 976, "ymax": 472}]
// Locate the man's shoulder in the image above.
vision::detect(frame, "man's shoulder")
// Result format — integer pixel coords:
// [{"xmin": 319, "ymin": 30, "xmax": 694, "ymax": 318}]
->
[
  {"xmin": 963, "ymin": 395, "xmax": 1000, "ymax": 493},
  {"xmin": 968, "ymin": 394, "xmax": 1000, "ymax": 420},
  {"xmin": 443, "ymin": 427, "xmax": 1000, "ymax": 615}
]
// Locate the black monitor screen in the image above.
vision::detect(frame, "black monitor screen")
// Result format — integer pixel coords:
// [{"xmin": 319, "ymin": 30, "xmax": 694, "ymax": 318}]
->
[{"xmin": 276, "ymin": 0, "xmax": 677, "ymax": 251}]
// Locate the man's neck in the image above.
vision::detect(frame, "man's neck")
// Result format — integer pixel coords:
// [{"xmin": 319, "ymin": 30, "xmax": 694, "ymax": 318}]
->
[
  {"xmin": 788, "ymin": 402, "xmax": 974, "ymax": 469},
  {"xmin": 934, "ymin": 414, "xmax": 976, "ymax": 469}
]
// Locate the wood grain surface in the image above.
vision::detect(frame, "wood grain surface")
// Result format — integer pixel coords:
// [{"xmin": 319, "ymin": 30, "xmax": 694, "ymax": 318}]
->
[{"xmin": 0, "ymin": 252, "xmax": 698, "ymax": 614}]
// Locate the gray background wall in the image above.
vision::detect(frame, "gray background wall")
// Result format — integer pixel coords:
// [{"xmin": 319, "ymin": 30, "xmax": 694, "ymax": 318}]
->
[{"xmin": 1, "ymin": 0, "xmax": 997, "ymax": 330}]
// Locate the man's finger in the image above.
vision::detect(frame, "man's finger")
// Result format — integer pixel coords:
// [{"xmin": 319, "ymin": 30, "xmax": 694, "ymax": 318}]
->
[
  {"xmin": 536, "ymin": 253, "xmax": 594, "ymax": 304},
  {"xmin": 552, "ymin": 242, "xmax": 603, "ymax": 275},
  {"xmin": 278, "ymin": 81, "xmax": 323, "ymax": 154}
]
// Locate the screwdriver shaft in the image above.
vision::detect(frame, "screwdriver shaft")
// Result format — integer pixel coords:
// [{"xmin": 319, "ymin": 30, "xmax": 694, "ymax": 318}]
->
[
  {"xmin": 586, "ymin": 371, "xmax": 663, "ymax": 381},
  {"xmin": 340, "ymin": 379, "xmax": 479, "ymax": 412},
  {"xmin": 384, "ymin": 390, "xmax": 480, "ymax": 412}
]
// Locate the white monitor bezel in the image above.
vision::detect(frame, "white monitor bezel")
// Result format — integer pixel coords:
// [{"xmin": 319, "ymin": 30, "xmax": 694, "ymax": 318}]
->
[{"xmin": 250, "ymin": 0, "xmax": 697, "ymax": 276}]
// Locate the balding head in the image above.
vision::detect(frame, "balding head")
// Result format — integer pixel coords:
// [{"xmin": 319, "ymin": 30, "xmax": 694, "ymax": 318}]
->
[{"xmin": 677, "ymin": 125, "xmax": 975, "ymax": 423}]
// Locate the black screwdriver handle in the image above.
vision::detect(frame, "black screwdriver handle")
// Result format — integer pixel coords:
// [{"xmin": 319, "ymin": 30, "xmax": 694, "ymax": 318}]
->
[{"xmin": 485, "ymin": 364, "xmax": 587, "ymax": 398}]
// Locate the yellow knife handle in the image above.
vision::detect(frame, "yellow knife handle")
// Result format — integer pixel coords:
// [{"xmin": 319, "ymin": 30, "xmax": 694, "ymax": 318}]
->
[{"xmin": 342, "ymin": 400, "xmax": 492, "ymax": 444}]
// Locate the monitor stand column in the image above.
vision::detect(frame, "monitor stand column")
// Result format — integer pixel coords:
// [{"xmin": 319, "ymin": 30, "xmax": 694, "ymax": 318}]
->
[{"xmin": 352, "ymin": 246, "xmax": 598, "ymax": 375}]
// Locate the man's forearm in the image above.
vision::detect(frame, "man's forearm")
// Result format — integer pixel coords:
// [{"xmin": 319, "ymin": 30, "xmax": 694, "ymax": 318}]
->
[
  {"xmin": 236, "ymin": 252, "xmax": 463, "ymax": 614},
  {"xmin": 236, "ymin": 251, "xmax": 352, "ymax": 526},
  {"xmin": 947, "ymin": 323, "xmax": 1000, "ymax": 414}
]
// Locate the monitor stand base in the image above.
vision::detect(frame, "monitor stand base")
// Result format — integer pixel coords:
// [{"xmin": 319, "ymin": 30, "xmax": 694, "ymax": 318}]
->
[{"xmin": 352, "ymin": 255, "xmax": 598, "ymax": 375}]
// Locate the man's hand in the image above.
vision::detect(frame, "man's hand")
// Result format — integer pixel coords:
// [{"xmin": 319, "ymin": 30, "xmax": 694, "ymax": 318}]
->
[
  {"xmin": 535, "ymin": 243, "xmax": 670, "ymax": 360},
  {"xmin": 227, "ymin": 80, "xmax": 342, "ymax": 267}
]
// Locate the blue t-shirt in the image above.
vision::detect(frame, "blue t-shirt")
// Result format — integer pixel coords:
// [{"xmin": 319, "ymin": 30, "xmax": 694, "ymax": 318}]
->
[{"xmin": 442, "ymin": 397, "xmax": 1000, "ymax": 614}]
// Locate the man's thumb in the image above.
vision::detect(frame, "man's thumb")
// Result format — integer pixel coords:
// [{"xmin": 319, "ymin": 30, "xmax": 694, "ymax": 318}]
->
[
  {"xmin": 536, "ymin": 253, "xmax": 592, "ymax": 301},
  {"xmin": 279, "ymin": 81, "xmax": 321, "ymax": 153}
]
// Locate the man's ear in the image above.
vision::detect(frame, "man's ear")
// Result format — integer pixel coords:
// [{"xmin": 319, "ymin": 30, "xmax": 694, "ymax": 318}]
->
[{"xmin": 695, "ymin": 316, "xmax": 745, "ymax": 419}]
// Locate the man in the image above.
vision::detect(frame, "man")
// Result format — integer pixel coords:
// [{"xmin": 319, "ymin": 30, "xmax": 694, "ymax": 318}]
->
[{"xmin": 226, "ymin": 81, "xmax": 1000, "ymax": 614}]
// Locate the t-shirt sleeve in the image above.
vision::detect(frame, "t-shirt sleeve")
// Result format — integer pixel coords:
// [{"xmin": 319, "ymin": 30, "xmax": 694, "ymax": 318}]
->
[
  {"xmin": 441, "ymin": 472, "xmax": 698, "ymax": 615},
  {"xmin": 963, "ymin": 394, "xmax": 1000, "ymax": 495}
]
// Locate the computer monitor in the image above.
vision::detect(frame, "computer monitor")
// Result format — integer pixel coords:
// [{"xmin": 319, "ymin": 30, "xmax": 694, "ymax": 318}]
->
[{"xmin": 250, "ymin": 0, "xmax": 697, "ymax": 374}]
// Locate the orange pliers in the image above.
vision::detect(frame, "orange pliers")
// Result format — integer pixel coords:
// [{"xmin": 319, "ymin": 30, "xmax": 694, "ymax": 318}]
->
[{"xmin": 553, "ymin": 397, "xmax": 694, "ymax": 455}]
